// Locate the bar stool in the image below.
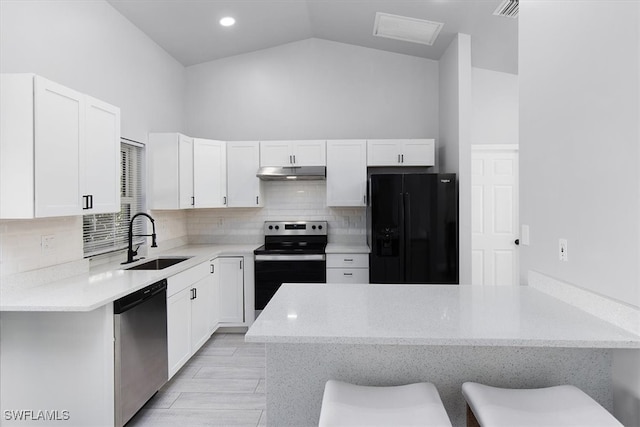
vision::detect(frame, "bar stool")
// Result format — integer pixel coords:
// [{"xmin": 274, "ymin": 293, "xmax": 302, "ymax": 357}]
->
[
  {"xmin": 462, "ymin": 382, "xmax": 623, "ymax": 427},
  {"xmin": 318, "ymin": 380, "xmax": 452, "ymax": 427}
]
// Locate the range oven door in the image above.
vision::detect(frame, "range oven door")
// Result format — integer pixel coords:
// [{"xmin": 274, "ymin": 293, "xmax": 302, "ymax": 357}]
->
[{"xmin": 254, "ymin": 254, "xmax": 326, "ymax": 310}]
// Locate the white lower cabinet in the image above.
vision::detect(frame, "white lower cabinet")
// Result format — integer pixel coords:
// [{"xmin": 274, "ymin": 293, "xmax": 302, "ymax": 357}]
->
[
  {"xmin": 326, "ymin": 253, "xmax": 369, "ymax": 284},
  {"xmin": 167, "ymin": 287, "xmax": 192, "ymax": 378},
  {"xmin": 166, "ymin": 261, "xmax": 214, "ymax": 379},
  {"xmin": 213, "ymin": 257, "xmax": 245, "ymax": 324}
]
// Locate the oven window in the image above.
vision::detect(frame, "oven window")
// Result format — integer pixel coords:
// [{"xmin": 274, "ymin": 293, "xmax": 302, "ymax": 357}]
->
[{"xmin": 254, "ymin": 260, "xmax": 326, "ymax": 310}]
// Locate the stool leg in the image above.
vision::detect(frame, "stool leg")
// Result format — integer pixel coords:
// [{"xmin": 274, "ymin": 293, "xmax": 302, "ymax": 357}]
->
[{"xmin": 467, "ymin": 404, "xmax": 481, "ymax": 427}]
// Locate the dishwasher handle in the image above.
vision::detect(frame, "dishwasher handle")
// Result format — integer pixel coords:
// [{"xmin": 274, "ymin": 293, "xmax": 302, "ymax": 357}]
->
[{"xmin": 114, "ymin": 279, "xmax": 167, "ymax": 314}]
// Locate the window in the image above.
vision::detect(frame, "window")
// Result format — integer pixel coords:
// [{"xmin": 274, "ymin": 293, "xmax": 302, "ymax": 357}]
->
[{"xmin": 83, "ymin": 139, "xmax": 145, "ymax": 258}]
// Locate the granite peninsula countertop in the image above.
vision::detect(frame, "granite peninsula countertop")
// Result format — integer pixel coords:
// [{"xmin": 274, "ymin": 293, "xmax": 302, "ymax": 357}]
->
[
  {"xmin": 0, "ymin": 244, "xmax": 259, "ymax": 312},
  {"xmin": 245, "ymin": 283, "xmax": 640, "ymax": 348}
]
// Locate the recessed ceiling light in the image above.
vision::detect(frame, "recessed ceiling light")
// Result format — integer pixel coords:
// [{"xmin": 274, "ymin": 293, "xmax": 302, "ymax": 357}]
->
[{"xmin": 219, "ymin": 17, "xmax": 235, "ymax": 27}]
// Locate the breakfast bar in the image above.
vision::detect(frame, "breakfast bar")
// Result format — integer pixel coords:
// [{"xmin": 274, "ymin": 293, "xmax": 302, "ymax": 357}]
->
[{"xmin": 245, "ymin": 283, "xmax": 640, "ymax": 427}]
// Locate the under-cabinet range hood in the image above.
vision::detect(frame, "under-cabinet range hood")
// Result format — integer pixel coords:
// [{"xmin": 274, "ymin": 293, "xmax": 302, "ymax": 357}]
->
[{"xmin": 256, "ymin": 166, "xmax": 326, "ymax": 181}]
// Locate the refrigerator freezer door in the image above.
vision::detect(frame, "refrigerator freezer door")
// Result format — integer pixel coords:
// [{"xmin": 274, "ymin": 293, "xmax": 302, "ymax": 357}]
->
[{"xmin": 369, "ymin": 174, "xmax": 404, "ymax": 283}]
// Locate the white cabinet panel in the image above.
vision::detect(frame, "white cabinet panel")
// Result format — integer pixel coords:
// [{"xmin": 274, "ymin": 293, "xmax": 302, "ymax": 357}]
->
[
  {"xmin": 326, "ymin": 140, "xmax": 366, "ymax": 207},
  {"xmin": 190, "ymin": 275, "xmax": 212, "ymax": 353},
  {"xmin": 402, "ymin": 139, "xmax": 435, "ymax": 166},
  {"xmin": 215, "ymin": 257, "xmax": 245, "ymax": 324},
  {"xmin": 260, "ymin": 140, "xmax": 326, "ymax": 167},
  {"xmin": 227, "ymin": 141, "xmax": 263, "ymax": 207},
  {"xmin": 293, "ymin": 140, "xmax": 326, "ymax": 166},
  {"xmin": 84, "ymin": 96, "xmax": 120, "ymax": 214},
  {"xmin": 367, "ymin": 140, "xmax": 401, "ymax": 166},
  {"xmin": 326, "ymin": 252, "xmax": 369, "ymax": 284},
  {"xmin": 367, "ymin": 139, "xmax": 435, "ymax": 167},
  {"xmin": 327, "ymin": 254, "xmax": 369, "ymax": 268},
  {"xmin": 167, "ymin": 287, "xmax": 191, "ymax": 378},
  {"xmin": 327, "ymin": 268, "xmax": 369, "ymax": 284},
  {"xmin": 1, "ymin": 74, "xmax": 121, "ymax": 218},
  {"xmin": 35, "ymin": 77, "xmax": 84, "ymax": 217},
  {"xmin": 260, "ymin": 141, "xmax": 292, "ymax": 167},
  {"xmin": 194, "ymin": 138, "xmax": 226, "ymax": 208},
  {"xmin": 178, "ymin": 135, "xmax": 194, "ymax": 209}
]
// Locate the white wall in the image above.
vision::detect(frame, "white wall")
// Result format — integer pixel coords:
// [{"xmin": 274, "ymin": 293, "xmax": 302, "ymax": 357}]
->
[
  {"xmin": 439, "ymin": 34, "xmax": 473, "ymax": 284},
  {"xmin": 185, "ymin": 38, "xmax": 439, "ymax": 141},
  {"xmin": 0, "ymin": 0, "xmax": 186, "ymax": 276},
  {"xmin": 519, "ymin": 1, "xmax": 640, "ymax": 425},
  {"xmin": 472, "ymin": 68, "xmax": 518, "ymax": 145}
]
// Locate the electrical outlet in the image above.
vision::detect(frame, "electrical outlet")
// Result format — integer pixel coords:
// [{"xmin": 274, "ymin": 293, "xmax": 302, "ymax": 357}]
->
[
  {"xmin": 558, "ymin": 238, "xmax": 568, "ymax": 261},
  {"xmin": 41, "ymin": 235, "xmax": 55, "ymax": 253}
]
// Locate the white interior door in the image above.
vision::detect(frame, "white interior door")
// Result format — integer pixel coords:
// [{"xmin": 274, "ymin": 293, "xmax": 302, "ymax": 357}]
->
[{"xmin": 471, "ymin": 145, "xmax": 519, "ymax": 286}]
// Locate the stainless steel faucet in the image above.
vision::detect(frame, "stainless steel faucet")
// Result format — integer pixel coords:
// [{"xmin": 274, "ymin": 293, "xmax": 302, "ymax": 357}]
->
[{"xmin": 122, "ymin": 212, "xmax": 158, "ymax": 264}]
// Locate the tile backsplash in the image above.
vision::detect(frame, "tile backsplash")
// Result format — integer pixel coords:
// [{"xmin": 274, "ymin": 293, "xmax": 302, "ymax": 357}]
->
[
  {"xmin": 0, "ymin": 181, "xmax": 366, "ymax": 280},
  {"xmin": 187, "ymin": 181, "xmax": 366, "ymax": 244},
  {"xmin": 0, "ymin": 216, "xmax": 83, "ymax": 277}
]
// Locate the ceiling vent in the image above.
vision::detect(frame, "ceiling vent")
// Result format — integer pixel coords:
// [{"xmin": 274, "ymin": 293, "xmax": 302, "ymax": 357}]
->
[
  {"xmin": 373, "ymin": 12, "xmax": 444, "ymax": 46},
  {"xmin": 493, "ymin": 0, "xmax": 519, "ymax": 18}
]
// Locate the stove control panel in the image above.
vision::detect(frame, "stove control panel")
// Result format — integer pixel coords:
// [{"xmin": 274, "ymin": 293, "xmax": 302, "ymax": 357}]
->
[{"xmin": 264, "ymin": 221, "xmax": 328, "ymax": 236}]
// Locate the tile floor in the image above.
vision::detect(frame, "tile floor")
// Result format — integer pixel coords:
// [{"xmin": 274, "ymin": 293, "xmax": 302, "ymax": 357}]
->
[{"xmin": 127, "ymin": 332, "xmax": 266, "ymax": 427}]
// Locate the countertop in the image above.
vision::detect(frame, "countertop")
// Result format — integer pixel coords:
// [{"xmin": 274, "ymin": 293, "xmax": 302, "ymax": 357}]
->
[
  {"xmin": 0, "ymin": 244, "xmax": 259, "ymax": 312},
  {"xmin": 325, "ymin": 243, "xmax": 370, "ymax": 253},
  {"xmin": 245, "ymin": 283, "xmax": 640, "ymax": 348}
]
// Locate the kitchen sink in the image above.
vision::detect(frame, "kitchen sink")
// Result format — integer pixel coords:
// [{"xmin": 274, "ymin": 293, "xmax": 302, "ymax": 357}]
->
[{"xmin": 124, "ymin": 256, "xmax": 192, "ymax": 270}]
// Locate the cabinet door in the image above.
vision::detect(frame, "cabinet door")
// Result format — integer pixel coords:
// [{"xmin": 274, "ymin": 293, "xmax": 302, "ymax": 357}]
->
[
  {"xmin": 292, "ymin": 140, "xmax": 326, "ymax": 166},
  {"xmin": 167, "ymin": 287, "xmax": 191, "ymax": 379},
  {"xmin": 178, "ymin": 135, "xmax": 194, "ymax": 209},
  {"xmin": 193, "ymin": 139, "xmax": 227, "ymax": 208},
  {"xmin": 84, "ymin": 96, "xmax": 120, "ymax": 214},
  {"xmin": 217, "ymin": 257, "xmax": 244, "ymax": 324},
  {"xmin": 326, "ymin": 140, "xmax": 366, "ymax": 207},
  {"xmin": 210, "ymin": 260, "xmax": 220, "ymax": 332},
  {"xmin": 227, "ymin": 141, "xmax": 263, "ymax": 207},
  {"xmin": 366, "ymin": 140, "xmax": 401, "ymax": 166},
  {"xmin": 401, "ymin": 139, "xmax": 435, "ymax": 166},
  {"xmin": 190, "ymin": 276, "xmax": 212, "ymax": 353},
  {"xmin": 260, "ymin": 141, "xmax": 292, "ymax": 166},
  {"xmin": 34, "ymin": 76, "xmax": 84, "ymax": 217}
]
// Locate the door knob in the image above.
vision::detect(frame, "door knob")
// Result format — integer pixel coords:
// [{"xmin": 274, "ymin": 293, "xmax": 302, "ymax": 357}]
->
[{"xmin": 514, "ymin": 239, "xmax": 520, "ymax": 245}]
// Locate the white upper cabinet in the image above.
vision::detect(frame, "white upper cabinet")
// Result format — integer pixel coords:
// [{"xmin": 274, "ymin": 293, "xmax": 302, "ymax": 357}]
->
[
  {"xmin": 227, "ymin": 141, "xmax": 263, "ymax": 207},
  {"xmin": 193, "ymin": 138, "xmax": 227, "ymax": 208},
  {"xmin": 260, "ymin": 140, "xmax": 326, "ymax": 167},
  {"xmin": 149, "ymin": 134, "xmax": 228, "ymax": 209},
  {"xmin": 178, "ymin": 135, "xmax": 194, "ymax": 209},
  {"xmin": 326, "ymin": 140, "xmax": 367, "ymax": 207},
  {"xmin": 367, "ymin": 139, "xmax": 435, "ymax": 167},
  {"xmin": 149, "ymin": 133, "xmax": 194, "ymax": 209},
  {"xmin": 84, "ymin": 96, "xmax": 121, "ymax": 214},
  {"xmin": 0, "ymin": 74, "xmax": 120, "ymax": 218}
]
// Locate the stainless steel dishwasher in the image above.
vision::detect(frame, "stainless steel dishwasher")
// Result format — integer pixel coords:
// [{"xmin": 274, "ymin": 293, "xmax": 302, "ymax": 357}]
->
[{"xmin": 114, "ymin": 279, "xmax": 168, "ymax": 427}]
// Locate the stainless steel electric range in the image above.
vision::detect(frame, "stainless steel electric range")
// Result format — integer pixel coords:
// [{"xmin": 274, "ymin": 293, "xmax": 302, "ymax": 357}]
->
[{"xmin": 254, "ymin": 221, "xmax": 327, "ymax": 310}]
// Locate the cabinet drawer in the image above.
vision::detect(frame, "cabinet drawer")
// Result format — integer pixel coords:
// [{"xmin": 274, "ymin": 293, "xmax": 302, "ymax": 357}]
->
[
  {"xmin": 326, "ymin": 268, "xmax": 369, "ymax": 284},
  {"xmin": 327, "ymin": 253, "xmax": 368, "ymax": 268},
  {"xmin": 167, "ymin": 262, "xmax": 210, "ymax": 297}
]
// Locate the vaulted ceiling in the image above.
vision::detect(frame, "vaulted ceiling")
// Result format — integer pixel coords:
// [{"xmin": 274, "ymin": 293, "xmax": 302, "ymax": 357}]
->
[{"xmin": 108, "ymin": 0, "xmax": 518, "ymax": 74}]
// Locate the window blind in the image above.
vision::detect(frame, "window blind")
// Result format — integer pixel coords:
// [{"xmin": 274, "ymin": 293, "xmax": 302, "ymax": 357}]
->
[{"xmin": 83, "ymin": 139, "xmax": 145, "ymax": 258}]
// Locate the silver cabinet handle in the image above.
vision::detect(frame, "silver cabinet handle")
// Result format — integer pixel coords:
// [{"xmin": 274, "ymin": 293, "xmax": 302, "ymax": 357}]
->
[
  {"xmin": 398, "ymin": 154, "xmax": 401, "ymax": 163},
  {"xmin": 343, "ymin": 273, "xmax": 353, "ymax": 276},
  {"xmin": 223, "ymin": 196, "xmax": 227, "ymax": 205},
  {"xmin": 289, "ymin": 155, "xmax": 293, "ymax": 164},
  {"xmin": 256, "ymin": 196, "xmax": 259, "ymax": 205},
  {"xmin": 210, "ymin": 264, "xmax": 214, "ymax": 274},
  {"xmin": 401, "ymin": 154, "xmax": 404, "ymax": 163},
  {"xmin": 344, "ymin": 258, "xmax": 353, "ymax": 262},
  {"xmin": 293, "ymin": 154, "xmax": 296, "ymax": 164}
]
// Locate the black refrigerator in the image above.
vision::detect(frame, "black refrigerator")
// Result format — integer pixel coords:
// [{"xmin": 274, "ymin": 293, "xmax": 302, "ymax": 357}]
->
[{"xmin": 367, "ymin": 173, "xmax": 458, "ymax": 284}]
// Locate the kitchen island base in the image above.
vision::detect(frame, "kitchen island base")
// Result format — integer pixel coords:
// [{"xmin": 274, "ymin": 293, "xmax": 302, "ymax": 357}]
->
[{"xmin": 265, "ymin": 343, "xmax": 612, "ymax": 427}]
